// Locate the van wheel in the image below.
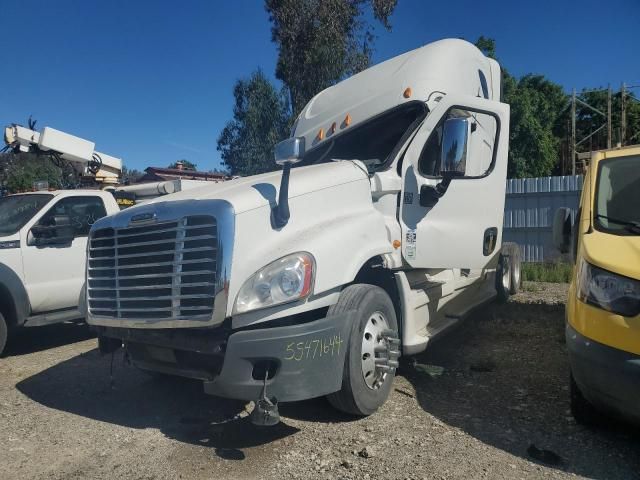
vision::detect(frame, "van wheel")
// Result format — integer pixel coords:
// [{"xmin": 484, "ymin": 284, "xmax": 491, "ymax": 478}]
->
[
  {"xmin": 327, "ymin": 284, "xmax": 400, "ymax": 416},
  {"xmin": 503, "ymin": 243, "xmax": 522, "ymax": 294},
  {"xmin": 570, "ymin": 372, "xmax": 604, "ymax": 426},
  {"xmin": 0, "ymin": 312, "xmax": 8, "ymax": 356},
  {"xmin": 495, "ymin": 252, "xmax": 512, "ymax": 303}
]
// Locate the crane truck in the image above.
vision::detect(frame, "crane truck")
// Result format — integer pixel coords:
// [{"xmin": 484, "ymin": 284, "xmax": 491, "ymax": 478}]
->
[
  {"xmin": 86, "ymin": 38, "xmax": 521, "ymax": 424},
  {"xmin": 0, "ymin": 124, "xmax": 211, "ymax": 354}
]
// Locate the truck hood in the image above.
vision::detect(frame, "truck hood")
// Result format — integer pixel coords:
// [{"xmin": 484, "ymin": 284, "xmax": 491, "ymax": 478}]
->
[
  {"xmin": 583, "ymin": 230, "xmax": 640, "ymax": 281},
  {"xmin": 144, "ymin": 161, "xmax": 369, "ymax": 214}
]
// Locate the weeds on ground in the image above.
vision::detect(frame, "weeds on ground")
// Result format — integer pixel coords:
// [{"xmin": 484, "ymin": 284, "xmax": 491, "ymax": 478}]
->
[{"xmin": 522, "ymin": 262, "xmax": 572, "ymax": 283}]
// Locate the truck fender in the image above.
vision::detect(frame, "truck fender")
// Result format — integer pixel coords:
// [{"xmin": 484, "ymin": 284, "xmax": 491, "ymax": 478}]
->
[{"xmin": 0, "ymin": 264, "xmax": 31, "ymax": 328}]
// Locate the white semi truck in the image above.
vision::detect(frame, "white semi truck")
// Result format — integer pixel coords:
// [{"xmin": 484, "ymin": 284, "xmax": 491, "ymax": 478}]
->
[{"xmin": 87, "ymin": 39, "xmax": 520, "ymax": 424}]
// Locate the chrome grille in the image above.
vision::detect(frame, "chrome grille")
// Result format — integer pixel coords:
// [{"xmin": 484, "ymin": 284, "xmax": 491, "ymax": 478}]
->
[{"xmin": 88, "ymin": 215, "xmax": 217, "ymax": 320}]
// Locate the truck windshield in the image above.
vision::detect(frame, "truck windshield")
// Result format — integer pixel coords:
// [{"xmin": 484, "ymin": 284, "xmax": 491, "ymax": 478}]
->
[
  {"xmin": 296, "ymin": 102, "xmax": 427, "ymax": 173},
  {"xmin": 0, "ymin": 194, "xmax": 53, "ymax": 236},
  {"xmin": 594, "ymin": 156, "xmax": 640, "ymax": 235}
]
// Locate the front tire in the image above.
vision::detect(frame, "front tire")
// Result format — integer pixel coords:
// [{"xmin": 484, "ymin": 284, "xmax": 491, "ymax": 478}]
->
[{"xmin": 327, "ymin": 284, "xmax": 400, "ymax": 416}]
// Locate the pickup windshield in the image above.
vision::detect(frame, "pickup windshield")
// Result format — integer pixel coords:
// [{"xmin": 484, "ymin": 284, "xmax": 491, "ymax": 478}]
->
[
  {"xmin": 0, "ymin": 194, "xmax": 53, "ymax": 236},
  {"xmin": 295, "ymin": 102, "xmax": 427, "ymax": 173},
  {"xmin": 594, "ymin": 156, "xmax": 640, "ymax": 235}
]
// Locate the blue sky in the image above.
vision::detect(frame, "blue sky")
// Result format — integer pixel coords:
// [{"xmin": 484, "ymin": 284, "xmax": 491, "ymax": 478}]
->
[{"xmin": 1, "ymin": 0, "xmax": 638, "ymax": 172}]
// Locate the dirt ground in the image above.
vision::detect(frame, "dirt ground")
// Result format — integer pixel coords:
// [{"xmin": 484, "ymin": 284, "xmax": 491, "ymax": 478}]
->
[{"xmin": 1, "ymin": 282, "xmax": 639, "ymax": 480}]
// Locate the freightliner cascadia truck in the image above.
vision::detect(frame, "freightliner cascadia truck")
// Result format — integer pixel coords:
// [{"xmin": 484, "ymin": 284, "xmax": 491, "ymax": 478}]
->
[{"xmin": 86, "ymin": 39, "xmax": 520, "ymax": 425}]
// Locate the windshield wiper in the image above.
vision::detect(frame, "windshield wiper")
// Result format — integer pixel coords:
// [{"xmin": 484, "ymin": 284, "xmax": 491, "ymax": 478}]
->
[{"xmin": 595, "ymin": 214, "xmax": 640, "ymax": 234}]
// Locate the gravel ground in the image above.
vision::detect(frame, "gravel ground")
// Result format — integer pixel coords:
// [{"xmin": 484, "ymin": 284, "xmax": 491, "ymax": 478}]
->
[{"xmin": 1, "ymin": 282, "xmax": 638, "ymax": 480}]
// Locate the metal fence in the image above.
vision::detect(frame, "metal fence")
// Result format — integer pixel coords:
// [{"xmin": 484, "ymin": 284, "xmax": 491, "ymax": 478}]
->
[{"xmin": 503, "ymin": 175, "xmax": 583, "ymax": 262}]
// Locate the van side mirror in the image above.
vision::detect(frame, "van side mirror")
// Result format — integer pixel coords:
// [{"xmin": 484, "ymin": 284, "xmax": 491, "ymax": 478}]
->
[
  {"xmin": 439, "ymin": 117, "xmax": 469, "ymax": 177},
  {"xmin": 552, "ymin": 207, "xmax": 572, "ymax": 253},
  {"xmin": 274, "ymin": 137, "xmax": 305, "ymax": 166}
]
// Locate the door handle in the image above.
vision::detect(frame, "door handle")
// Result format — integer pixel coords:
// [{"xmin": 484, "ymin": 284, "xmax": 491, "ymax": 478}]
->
[{"xmin": 483, "ymin": 227, "xmax": 498, "ymax": 256}]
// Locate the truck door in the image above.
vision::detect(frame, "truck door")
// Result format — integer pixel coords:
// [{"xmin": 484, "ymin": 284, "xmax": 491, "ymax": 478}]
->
[
  {"xmin": 22, "ymin": 195, "xmax": 107, "ymax": 313},
  {"xmin": 399, "ymin": 94, "xmax": 510, "ymax": 269}
]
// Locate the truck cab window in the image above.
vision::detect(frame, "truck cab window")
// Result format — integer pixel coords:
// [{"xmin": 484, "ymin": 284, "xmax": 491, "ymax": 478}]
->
[
  {"xmin": 37, "ymin": 196, "xmax": 107, "ymax": 238},
  {"xmin": 0, "ymin": 194, "xmax": 53, "ymax": 236},
  {"xmin": 297, "ymin": 102, "xmax": 427, "ymax": 174},
  {"xmin": 418, "ymin": 107, "xmax": 497, "ymax": 178}
]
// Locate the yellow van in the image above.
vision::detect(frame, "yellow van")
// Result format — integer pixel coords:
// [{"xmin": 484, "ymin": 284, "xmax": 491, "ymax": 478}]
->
[{"xmin": 554, "ymin": 145, "xmax": 640, "ymax": 425}]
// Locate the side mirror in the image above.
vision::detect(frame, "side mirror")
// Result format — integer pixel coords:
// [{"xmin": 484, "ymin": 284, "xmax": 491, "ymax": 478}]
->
[
  {"xmin": 274, "ymin": 137, "xmax": 305, "ymax": 166},
  {"xmin": 29, "ymin": 214, "xmax": 74, "ymax": 246},
  {"xmin": 552, "ymin": 207, "xmax": 572, "ymax": 253},
  {"xmin": 439, "ymin": 117, "xmax": 470, "ymax": 177}
]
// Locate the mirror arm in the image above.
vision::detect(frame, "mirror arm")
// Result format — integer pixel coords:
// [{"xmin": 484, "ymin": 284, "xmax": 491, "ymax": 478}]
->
[
  {"xmin": 272, "ymin": 162, "xmax": 291, "ymax": 228},
  {"xmin": 419, "ymin": 176, "xmax": 453, "ymax": 208}
]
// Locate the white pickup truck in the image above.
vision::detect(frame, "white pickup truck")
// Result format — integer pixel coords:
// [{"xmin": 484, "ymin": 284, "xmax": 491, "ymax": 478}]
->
[
  {"xmin": 87, "ymin": 39, "xmax": 521, "ymax": 424},
  {"xmin": 0, "ymin": 190, "xmax": 120, "ymax": 353}
]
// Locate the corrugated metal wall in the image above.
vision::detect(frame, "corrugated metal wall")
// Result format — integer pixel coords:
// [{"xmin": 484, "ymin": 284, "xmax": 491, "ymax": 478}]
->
[{"xmin": 503, "ymin": 175, "xmax": 583, "ymax": 262}]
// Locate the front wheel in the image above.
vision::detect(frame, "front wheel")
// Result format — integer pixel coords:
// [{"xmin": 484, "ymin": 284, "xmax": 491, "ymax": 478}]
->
[{"xmin": 327, "ymin": 284, "xmax": 400, "ymax": 416}]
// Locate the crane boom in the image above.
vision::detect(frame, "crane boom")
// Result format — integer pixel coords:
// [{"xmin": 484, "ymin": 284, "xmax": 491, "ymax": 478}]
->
[{"xmin": 3, "ymin": 124, "xmax": 122, "ymax": 185}]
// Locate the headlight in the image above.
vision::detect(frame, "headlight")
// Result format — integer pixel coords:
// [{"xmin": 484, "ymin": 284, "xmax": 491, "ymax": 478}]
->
[
  {"xmin": 577, "ymin": 260, "xmax": 640, "ymax": 317},
  {"xmin": 233, "ymin": 252, "xmax": 315, "ymax": 314}
]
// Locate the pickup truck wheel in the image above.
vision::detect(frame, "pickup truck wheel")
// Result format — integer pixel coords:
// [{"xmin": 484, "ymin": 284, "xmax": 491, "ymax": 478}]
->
[
  {"xmin": 0, "ymin": 312, "xmax": 8, "ymax": 356},
  {"xmin": 495, "ymin": 253, "xmax": 512, "ymax": 303},
  {"xmin": 327, "ymin": 284, "xmax": 399, "ymax": 416},
  {"xmin": 503, "ymin": 243, "xmax": 522, "ymax": 294}
]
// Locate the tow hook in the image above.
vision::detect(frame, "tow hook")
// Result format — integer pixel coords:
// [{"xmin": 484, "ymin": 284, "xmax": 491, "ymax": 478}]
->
[{"xmin": 250, "ymin": 371, "xmax": 280, "ymax": 426}]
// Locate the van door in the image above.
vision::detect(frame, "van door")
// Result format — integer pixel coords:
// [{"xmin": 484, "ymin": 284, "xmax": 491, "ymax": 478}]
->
[
  {"xmin": 22, "ymin": 195, "xmax": 107, "ymax": 313},
  {"xmin": 399, "ymin": 94, "xmax": 510, "ymax": 269}
]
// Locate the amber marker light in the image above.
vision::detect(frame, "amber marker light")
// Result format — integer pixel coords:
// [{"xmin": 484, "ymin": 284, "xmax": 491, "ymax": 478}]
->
[
  {"xmin": 317, "ymin": 128, "xmax": 325, "ymax": 140},
  {"xmin": 403, "ymin": 87, "xmax": 412, "ymax": 98},
  {"xmin": 344, "ymin": 114, "xmax": 352, "ymax": 127},
  {"xmin": 392, "ymin": 240, "xmax": 401, "ymax": 249}
]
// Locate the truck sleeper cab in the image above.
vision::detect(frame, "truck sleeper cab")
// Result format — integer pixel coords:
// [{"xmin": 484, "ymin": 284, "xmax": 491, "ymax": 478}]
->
[
  {"xmin": 88, "ymin": 39, "xmax": 516, "ymax": 419},
  {"xmin": 555, "ymin": 146, "xmax": 640, "ymax": 425}
]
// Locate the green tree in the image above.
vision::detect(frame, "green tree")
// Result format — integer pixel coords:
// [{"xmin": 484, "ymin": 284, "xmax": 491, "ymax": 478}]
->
[
  {"xmin": 474, "ymin": 37, "xmax": 567, "ymax": 178},
  {"xmin": 474, "ymin": 35, "xmax": 496, "ymax": 59},
  {"xmin": 168, "ymin": 159, "xmax": 197, "ymax": 170},
  {"xmin": 217, "ymin": 70, "xmax": 291, "ymax": 176},
  {"xmin": 0, "ymin": 153, "xmax": 64, "ymax": 192},
  {"xmin": 504, "ymin": 75, "xmax": 567, "ymax": 178},
  {"xmin": 265, "ymin": 0, "xmax": 398, "ymax": 115}
]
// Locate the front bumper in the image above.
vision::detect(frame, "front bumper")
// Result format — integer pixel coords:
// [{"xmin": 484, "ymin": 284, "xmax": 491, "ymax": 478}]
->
[
  {"xmin": 566, "ymin": 323, "xmax": 640, "ymax": 423},
  {"xmin": 204, "ymin": 311, "xmax": 352, "ymax": 402},
  {"xmin": 100, "ymin": 311, "xmax": 353, "ymax": 403}
]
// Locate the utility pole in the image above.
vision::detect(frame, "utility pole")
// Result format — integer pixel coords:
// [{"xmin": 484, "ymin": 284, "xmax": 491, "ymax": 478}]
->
[
  {"xmin": 571, "ymin": 88, "xmax": 576, "ymax": 175},
  {"xmin": 621, "ymin": 82, "xmax": 626, "ymax": 146},
  {"xmin": 607, "ymin": 85, "xmax": 612, "ymax": 149}
]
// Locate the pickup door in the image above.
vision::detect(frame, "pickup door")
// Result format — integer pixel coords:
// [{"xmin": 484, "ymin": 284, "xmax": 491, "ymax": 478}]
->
[
  {"xmin": 22, "ymin": 195, "xmax": 107, "ymax": 313},
  {"xmin": 399, "ymin": 94, "xmax": 510, "ymax": 269}
]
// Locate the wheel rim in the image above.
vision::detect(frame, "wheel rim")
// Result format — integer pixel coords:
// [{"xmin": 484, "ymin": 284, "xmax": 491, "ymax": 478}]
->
[
  {"xmin": 501, "ymin": 258, "xmax": 511, "ymax": 292},
  {"xmin": 361, "ymin": 311, "xmax": 390, "ymax": 390}
]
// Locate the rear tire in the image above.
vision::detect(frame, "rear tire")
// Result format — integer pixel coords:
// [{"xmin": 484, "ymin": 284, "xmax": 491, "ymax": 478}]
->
[
  {"xmin": 495, "ymin": 253, "xmax": 512, "ymax": 303},
  {"xmin": 327, "ymin": 284, "xmax": 399, "ymax": 416},
  {"xmin": 504, "ymin": 243, "xmax": 522, "ymax": 295},
  {"xmin": 0, "ymin": 312, "xmax": 7, "ymax": 356}
]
